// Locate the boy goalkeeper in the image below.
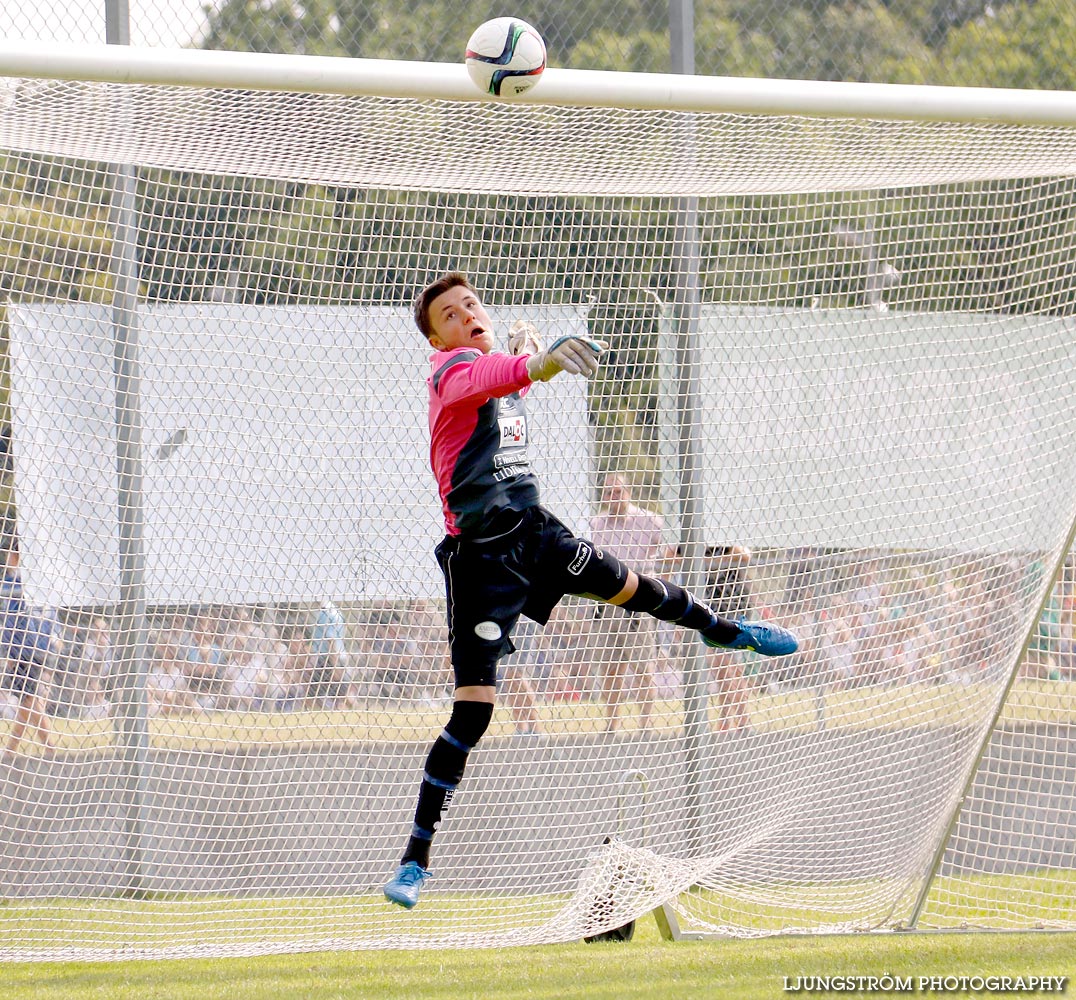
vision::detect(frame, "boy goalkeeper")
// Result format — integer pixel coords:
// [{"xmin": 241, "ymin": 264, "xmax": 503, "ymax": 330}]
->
[{"xmin": 384, "ymin": 271, "xmax": 798, "ymax": 908}]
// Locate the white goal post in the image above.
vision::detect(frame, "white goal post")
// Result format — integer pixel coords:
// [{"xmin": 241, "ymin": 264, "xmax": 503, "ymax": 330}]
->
[
  {"xmin": 0, "ymin": 43, "xmax": 1075, "ymax": 960},
  {"xmin": 6, "ymin": 41, "xmax": 1076, "ymax": 123}
]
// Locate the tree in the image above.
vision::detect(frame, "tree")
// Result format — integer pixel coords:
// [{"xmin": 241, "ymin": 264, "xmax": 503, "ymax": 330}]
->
[
  {"xmin": 692, "ymin": 12, "xmax": 772, "ymax": 78},
  {"xmin": 765, "ymin": 1, "xmax": 935, "ymax": 83},
  {"xmin": 566, "ymin": 30, "xmax": 669, "ymax": 74},
  {"xmin": 941, "ymin": 2, "xmax": 1076, "ymax": 89},
  {"xmin": 200, "ymin": 0, "xmax": 348, "ymax": 55}
]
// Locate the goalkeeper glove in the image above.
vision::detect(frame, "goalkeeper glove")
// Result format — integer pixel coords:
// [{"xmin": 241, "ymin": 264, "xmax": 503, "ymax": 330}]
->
[
  {"xmin": 508, "ymin": 320, "xmax": 543, "ymax": 357},
  {"xmin": 525, "ymin": 334, "xmax": 607, "ymax": 382}
]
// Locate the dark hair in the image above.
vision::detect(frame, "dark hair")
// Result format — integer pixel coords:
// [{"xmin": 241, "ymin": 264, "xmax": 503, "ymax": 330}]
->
[{"xmin": 413, "ymin": 271, "xmax": 474, "ymax": 340}]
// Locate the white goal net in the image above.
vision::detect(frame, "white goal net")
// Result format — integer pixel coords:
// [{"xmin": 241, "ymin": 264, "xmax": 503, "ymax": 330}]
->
[{"xmin": 1, "ymin": 55, "xmax": 1075, "ymax": 959}]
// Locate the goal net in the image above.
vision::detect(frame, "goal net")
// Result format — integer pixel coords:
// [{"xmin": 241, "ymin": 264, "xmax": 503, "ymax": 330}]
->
[{"xmin": 1, "ymin": 53, "xmax": 1075, "ymax": 959}]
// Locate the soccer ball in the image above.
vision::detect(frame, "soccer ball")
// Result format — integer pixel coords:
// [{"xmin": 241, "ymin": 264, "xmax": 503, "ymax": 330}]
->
[{"xmin": 465, "ymin": 17, "xmax": 546, "ymax": 98}]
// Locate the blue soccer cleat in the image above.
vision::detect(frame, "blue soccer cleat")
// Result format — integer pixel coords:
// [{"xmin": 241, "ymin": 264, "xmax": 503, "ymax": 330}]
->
[
  {"xmin": 702, "ymin": 619, "xmax": 798, "ymax": 657},
  {"xmin": 384, "ymin": 861, "xmax": 431, "ymax": 909}
]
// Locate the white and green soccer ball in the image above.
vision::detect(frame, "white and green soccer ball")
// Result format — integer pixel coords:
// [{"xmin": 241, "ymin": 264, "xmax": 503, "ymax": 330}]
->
[{"xmin": 465, "ymin": 17, "xmax": 547, "ymax": 98}]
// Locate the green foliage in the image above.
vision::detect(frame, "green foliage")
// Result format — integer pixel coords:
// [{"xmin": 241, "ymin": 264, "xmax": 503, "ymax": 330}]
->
[
  {"xmin": 196, "ymin": 0, "xmax": 1074, "ymax": 90},
  {"xmin": 5, "ymin": 160, "xmax": 1076, "ymax": 507},
  {"xmin": 770, "ymin": 2, "xmax": 937, "ymax": 83},
  {"xmin": 5, "ymin": 0, "xmax": 1076, "ymax": 502},
  {"xmin": 941, "ymin": 2, "xmax": 1076, "ymax": 89},
  {"xmin": 0, "ymin": 155, "xmax": 114, "ymax": 304},
  {"xmin": 200, "ymin": 0, "xmax": 351, "ymax": 56},
  {"xmin": 201, "ymin": 0, "xmax": 668, "ymax": 63},
  {"xmin": 567, "ymin": 30, "xmax": 670, "ymax": 74}
]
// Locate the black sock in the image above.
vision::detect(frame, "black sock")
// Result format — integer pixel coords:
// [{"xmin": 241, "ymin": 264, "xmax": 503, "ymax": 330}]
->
[
  {"xmin": 401, "ymin": 700, "xmax": 494, "ymax": 869},
  {"xmin": 620, "ymin": 575, "xmax": 742, "ymax": 644},
  {"xmin": 620, "ymin": 575, "xmax": 705, "ymax": 627}
]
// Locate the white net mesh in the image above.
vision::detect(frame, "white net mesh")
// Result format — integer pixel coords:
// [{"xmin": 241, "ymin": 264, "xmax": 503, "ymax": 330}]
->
[{"xmin": 1, "ymin": 77, "xmax": 1076, "ymax": 959}]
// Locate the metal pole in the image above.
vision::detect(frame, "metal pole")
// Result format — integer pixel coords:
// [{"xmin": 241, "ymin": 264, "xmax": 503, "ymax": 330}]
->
[
  {"xmin": 104, "ymin": 0, "xmax": 130, "ymax": 45},
  {"xmin": 669, "ymin": 0, "xmax": 709, "ymax": 857},
  {"xmin": 107, "ymin": 0, "xmax": 150, "ymax": 897},
  {"xmin": 907, "ymin": 519, "xmax": 1076, "ymax": 928},
  {"xmin": 670, "ymin": 0, "xmax": 694, "ymax": 75}
]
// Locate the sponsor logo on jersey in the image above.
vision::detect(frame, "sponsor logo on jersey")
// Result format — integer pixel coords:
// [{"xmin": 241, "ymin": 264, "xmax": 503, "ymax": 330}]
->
[
  {"xmin": 497, "ymin": 413, "xmax": 527, "ymax": 447},
  {"xmin": 494, "ymin": 450, "xmax": 530, "ymax": 468},
  {"xmin": 493, "ymin": 464, "xmax": 530, "ymax": 482}
]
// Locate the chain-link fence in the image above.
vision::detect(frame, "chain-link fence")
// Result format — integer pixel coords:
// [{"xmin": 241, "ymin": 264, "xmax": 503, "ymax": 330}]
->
[{"xmin": 2, "ymin": 0, "xmax": 1075, "ymax": 89}]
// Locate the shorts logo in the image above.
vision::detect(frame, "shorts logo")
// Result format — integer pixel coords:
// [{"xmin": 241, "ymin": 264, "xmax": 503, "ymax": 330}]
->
[
  {"xmin": 568, "ymin": 542, "xmax": 593, "ymax": 576},
  {"xmin": 474, "ymin": 621, "xmax": 502, "ymax": 641}
]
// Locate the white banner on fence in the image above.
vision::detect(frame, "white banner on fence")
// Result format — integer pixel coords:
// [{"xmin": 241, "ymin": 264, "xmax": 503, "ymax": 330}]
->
[
  {"xmin": 8, "ymin": 303, "xmax": 593, "ymax": 607},
  {"xmin": 673, "ymin": 307, "xmax": 1076, "ymax": 553}
]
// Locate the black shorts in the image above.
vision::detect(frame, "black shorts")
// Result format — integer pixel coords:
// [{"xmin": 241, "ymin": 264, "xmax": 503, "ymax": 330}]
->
[{"xmin": 435, "ymin": 506, "xmax": 592, "ymax": 687}]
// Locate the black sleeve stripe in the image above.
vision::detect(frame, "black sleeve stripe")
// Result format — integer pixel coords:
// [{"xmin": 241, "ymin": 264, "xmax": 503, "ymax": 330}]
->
[{"xmin": 432, "ymin": 351, "xmax": 481, "ymax": 392}]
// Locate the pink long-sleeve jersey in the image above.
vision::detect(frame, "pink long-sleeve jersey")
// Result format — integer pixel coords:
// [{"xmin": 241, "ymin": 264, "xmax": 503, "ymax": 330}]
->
[{"xmin": 428, "ymin": 347, "xmax": 539, "ymax": 536}]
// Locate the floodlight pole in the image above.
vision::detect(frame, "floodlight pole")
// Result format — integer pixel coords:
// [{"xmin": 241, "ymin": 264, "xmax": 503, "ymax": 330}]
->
[
  {"xmin": 106, "ymin": 0, "xmax": 151, "ymax": 897},
  {"xmin": 669, "ymin": 0, "xmax": 710, "ymax": 858}
]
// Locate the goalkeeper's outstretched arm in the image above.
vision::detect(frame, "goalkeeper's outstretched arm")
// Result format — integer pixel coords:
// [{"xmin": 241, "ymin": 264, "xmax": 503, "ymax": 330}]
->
[
  {"xmin": 531, "ymin": 334, "xmax": 606, "ymax": 379},
  {"xmin": 513, "ymin": 322, "xmax": 606, "ymax": 381}
]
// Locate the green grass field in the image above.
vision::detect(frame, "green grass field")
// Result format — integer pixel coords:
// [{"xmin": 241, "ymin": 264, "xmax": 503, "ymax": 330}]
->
[
  {"xmin": 3, "ymin": 679, "xmax": 1074, "ymax": 996},
  {"xmin": 2, "ymin": 922, "xmax": 1072, "ymax": 1000},
  {"xmin": 15, "ymin": 678, "xmax": 1076, "ymax": 754}
]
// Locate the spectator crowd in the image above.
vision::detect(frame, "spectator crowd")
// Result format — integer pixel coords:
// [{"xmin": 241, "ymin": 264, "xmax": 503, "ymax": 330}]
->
[
  {"xmin": 1, "ymin": 593, "xmax": 454, "ymax": 727},
  {"xmin": 3, "ymin": 535, "xmax": 1075, "ymax": 739}
]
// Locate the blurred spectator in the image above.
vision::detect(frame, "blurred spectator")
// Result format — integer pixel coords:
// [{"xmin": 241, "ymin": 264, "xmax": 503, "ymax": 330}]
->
[
  {"xmin": 1026, "ymin": 590, "xmax": 1063, "ymax": 681},
  {"xmin": 589, "ymin": 473, "xmax": 675, "ymax": 733},
  {"xmin": 703, "ymin": 544, "xmax": 754, "ymax": 732},
  {"xmin": 870, "ymin": 575, "xmax": 930, "ymax": 686},
  {"xmin": 817, "ymin": 599, "xmax": 858, "ymax": 689},
  {"xmin": 1, "ymin": 542, "xmax": 1063, "ymax": 735},
  {"xmin": 363, "ymin": 609, "xmax": 422, "ymax": 701},
  {"xmin": 847, "ymin": 566, "xmax": 896, "ymax": 687},
  {"xmin": 499, "ymin": 617, "xmax": 544, "ymax": 735},
  {"xmin": 930, "ymin": 570, "xmax": 974, "ymax": 684},
  {"xmin": 1, "ymin": 536, "xmax": 57, "ymax": 758},
  {"xmin": 277, "ymin": 622, "xmax": 314, "ymax": 711},
  {"xmin": 407, "ymin": 599, "xmax": 451, "ymax": 707},
  {"xmin": 157, "ymin": 612, "xmax": 193, "ymax": 660},
  {"xmin": 183, "ymin": 609, "xmax": 227, "ymax": 710},
  {"xmin": 1058, "ymin": 571, "xmax": 1076, "ymax": 680},
  {"xmin": 147, "ymin": 630, "xmax": 197, "ymax": 716},
  {"xmin": 959, "ymin": 558, "xmax": 1024, "ymax": 681},
  {"xmin": 42, "ymin": 617, "xmax": 79, "ymax": 719},
  {"xmin": 777, "ymin": 605, "xmax": 824, "ymax": 690},
  {"xmin": 225, "ymin": 633, "xmax": 277, "ymax": 711},
  {"xmin": 77, "ymin": 615, "xmax": 114, "ymax": 720},
  {"xmin": 219, "ymin": 605, "xmax": 255, "ymax": 656},
  {"xmin": 955, "ymin": 568, "xmax": 993, "ymax": 679},
  {"xmin": 874, "ymin": 605, "xmax": 929, "ymax": 686},
  {"xmin": 257, "ymin": 615, "xmax": 291, "ymax": 709},
  {"xmin": 543, "ymin": 599, "xmax": 591, "ymax": 702},
  {"xmin": 849, "ymin": 560, "xmax": 887, "ymax": 624},
  {"xmin": 782, "ymin": 546, "xmax": 826, "ymax": 616},
  {"xmin": 309, "ymin": 602, "xmax": 351, "ymax": 709},
  {"xmin": 0, "ymin": 424, "xmax": 11, "ymax": 479}
]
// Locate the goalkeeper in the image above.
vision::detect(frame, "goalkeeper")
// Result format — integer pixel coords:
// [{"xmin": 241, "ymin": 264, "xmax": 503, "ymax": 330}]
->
[{"xmin": 384, "ymin": 271, "xmax": 798, "ymax": 908}]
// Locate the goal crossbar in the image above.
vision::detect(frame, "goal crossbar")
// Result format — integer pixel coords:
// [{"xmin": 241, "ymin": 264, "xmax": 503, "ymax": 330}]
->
[
  {"xmin": 1, "ymin": 39, "xmax": 1076, "ymax": 960},
  {"xmin": 2, "ymin": 41, "xmax": 1076, "ymax": 125}
]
